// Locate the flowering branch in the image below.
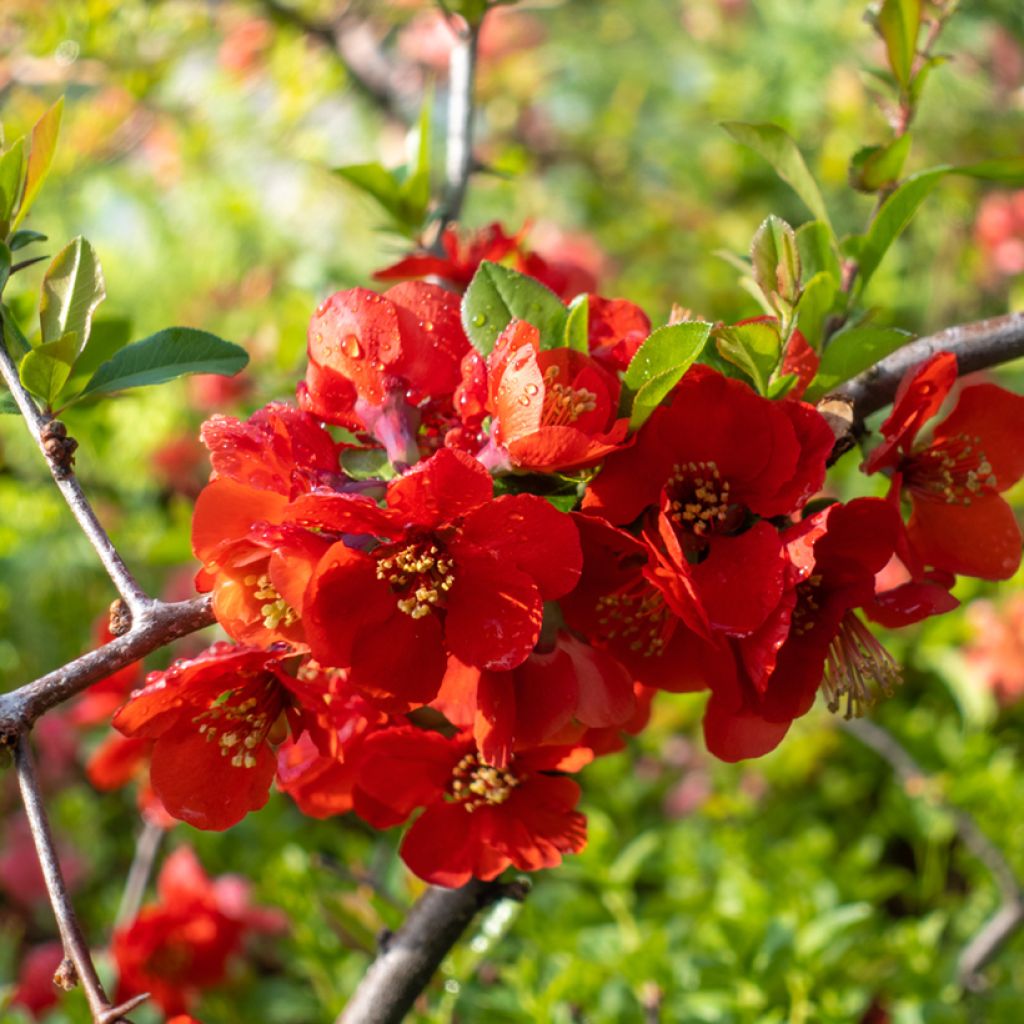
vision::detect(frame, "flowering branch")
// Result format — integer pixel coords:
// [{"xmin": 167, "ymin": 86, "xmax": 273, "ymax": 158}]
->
[
  {"xmin": 15, "ymin": 736, "xmax": 151, "ymax": 1024},
  {"xmin": 843, "ymin": 718, "xmax": 1024, "ymax": 992},
  {"xmin": 336, "ymin": 878, "xmax": 529, "ymax": 1024}
]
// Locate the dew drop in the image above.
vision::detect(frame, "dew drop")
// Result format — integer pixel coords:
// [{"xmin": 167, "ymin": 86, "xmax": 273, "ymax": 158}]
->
[
  {"xmin": 313, "ymin": 331, "xmax": 323, "ymax": 345},
  {"xmin": 341, "ymin": 334, "xmax": 363, "ymax": 358},
  {"xmin": 517, "ymin": 395, "xmax": 531, "ymax": 407},
  {"xmin": 315, "ymin": 299, "xmax": 331, "ymax": 318},
  {"xmin": 422, "ymin": 320, "xmax": 435, "ymax": 332},
  {"xmin": 472, "ymin": 313, "xmax": 487, "ymax": 327},
  {"xmin": 524, "ymin": 383, "xmax": 539, "ymax": 396}
]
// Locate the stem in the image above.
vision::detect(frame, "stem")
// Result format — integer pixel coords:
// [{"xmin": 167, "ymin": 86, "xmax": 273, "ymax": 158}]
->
[
  {"xmin": 0, "ymin": 333, "xmax": 151, "ymax": 618},
  {"xmin": 336, "ymin": 878, "xmax": 527, "ymax": 1024},
  {"xmin": 115, "ymin": 820, "xmax": 166, "ymax": 929},
  {"xmin": 843, "ymin": 719, "xmax": 1024, "ymax": 991},
  {"xmin": 15, "ymin": 736, "xmax": 150, "ymax": 1024}
]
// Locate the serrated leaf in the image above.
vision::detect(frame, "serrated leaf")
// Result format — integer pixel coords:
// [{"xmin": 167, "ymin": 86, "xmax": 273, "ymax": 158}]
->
[
  {"xmin": 750, "ymin": 215, "xmax": 801, "ymax": 311},
  {"xmin": 848, "ymin": 134, "xmax": 912, "ymax": 192},
  {"xmin": 1, "ymin": 303, "xmax": 31, "ymax": 359},
  {"xmin": 876, "ymin": 0, "xmax": 920, "ymax": 89},
  {"xmin": 80, "ymin": 328, "xmax": 248, "ymax": 398},
  {"xmin": 714, "ymin": 321, "xmax": 782, "ymax": 395},
  {"xmin": 796, "ymin": 221, "xmax": 841, "ymax": 285},
  {"xmin": 461, "ymin": 260, "xmax": 568, "ymax": 355},
  {"xmin": 564, "ymin": 294, "xmax": 589, "ymax": 353},
  {"xmin": 39, "ymin": 237, "xmax": 106, "ymax": 353},
  {"xmin": 19, "ymin": 332, "xmax": 78, "ymax": 406},
  {"xmin": 623, "ymin": 321, "xmax": 710, "ymax": 430},
  {"xmin": 721, "ymin": 122, "xmax": 834, "ymax": 236},
  {"xmin": 0, "ymin": 138, "xmax": 25, "ymax": 232},
  {"xmin": 804, "ymin": 325, "xmax": 913, "ymax": 401},
  {"xmin": 12, "ymin": 96, "xmax": 63, "ymax": 231},
  {"xmin": 793, "ymin": 271, "xmax": 837, "ymax": 350}
]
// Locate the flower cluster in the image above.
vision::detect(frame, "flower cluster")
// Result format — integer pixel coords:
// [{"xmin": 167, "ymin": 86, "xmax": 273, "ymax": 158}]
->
[{"xmin": 106, "ymin": 223, "xmax": 1024, "ymax": 886}]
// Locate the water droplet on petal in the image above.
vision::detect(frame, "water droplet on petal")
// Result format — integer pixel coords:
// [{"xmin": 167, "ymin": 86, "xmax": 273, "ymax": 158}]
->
[
  {"xmin": 341, "ymin": 334, "xmax": 363, "ymax": 358},
  {"xmin": 313, "ymin": 331, "xmax": 323, "ymax": 345},
  {"xmin": 518, "ymin": 395, "xmax": 531, "ymax": 407},
  {"xmin": 524, "ymin": 383, "xmax": 539, "ymax": 396},
  {"xmin": 422, "ymin": 320, "xmax": 435, "ymax": 332},
  {"xmin": 315, "ymin": 300, "xmax": 330, "ymax": 318}
]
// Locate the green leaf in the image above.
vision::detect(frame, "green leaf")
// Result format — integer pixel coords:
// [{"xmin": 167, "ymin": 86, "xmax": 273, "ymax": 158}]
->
[
  {"xmin": 19, "ymin": 332, "xmax": 79, "ymax": 406},
  {"xmin": 334, "ymin": 163, "xmax": 404, "ymax": 221},
  {"xmin": 80, "ymin": 328, "xmax": 249, "ymax": 398},
  {"xmin": 39, "ymin": 237, "xmax": 106, "ymax": 352},
  {"xmin": 12, "ymin": 97, "xmax": 63, "ymax": 231},
  {"xmin": 397, "ymin": 95, "xmax": 433, "ymax": 227},
  {"xmin": 564, "ymin": 294, "xmax": 590, "ymax": 353},
  {"xmin": 0, "ymin": 391, "xmax": 17, "ymax": 414},
  {"xmin": 1, "ymin": 303, "xmax": 31, "ymax": 359},
  {"xmin": 622, "ymin": 321, "xmax": 711, "ymax": 430},
  {"xmin": 848, "ymin": 134, "xmax": 912, "ymax": 192},
  {"xmin": 796, "ymin": 221, "xmax": 841, "ymax": 284},
  {"xmin": 793, "ymin": 271, "xmax": 837, "ymax": 350},
  {"xmin": 804, "ymin": 325, "xmax": 913, "ymax": 401},
  {"xmin": 721, "ymin": 122, "xmax": 834, "ymax": 236},
  {"xmin": 714, "ymin": 320, "xmax": 783, "ymax": 395},
  {"xmin": 58, "ymin": 317, "xmax": 133, "ymax": 403},
  {"xmin": 461, "ymin": 261, "xmax": 568, "ymax": 355},
  {"xmin": 0, "ymin": 138, "xmax": 25, "ymax": 232},
  {"xmin": 9, "ymin": 229, "xmax": 46, "ymax": 251},
  {"xmin": 956, "ymin": 156, "xmax": 1024, "ymax": 184},
  {"xmin": 910, "ymin": 53, "xmax": 949, "ymax": 105},
  {"xmin": 340, "ymin": 447, "xmax": 396, "ymax": 481},
  {"xmin": 0, "ymin": 242, "xmax": 9, "ymax": 295},
  {"xmin": 750, "ymin": 215, "xmax": 801, "ymax": 311},
  {"xmin": 876, "ymin": 0, "xmax": 920, "ymax": 89}
]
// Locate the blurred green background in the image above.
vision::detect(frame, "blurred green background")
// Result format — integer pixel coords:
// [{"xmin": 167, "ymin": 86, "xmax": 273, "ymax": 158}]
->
[{"xmin": 2, "ymin": 1, "xmax": 1024, "ymax": 1021}]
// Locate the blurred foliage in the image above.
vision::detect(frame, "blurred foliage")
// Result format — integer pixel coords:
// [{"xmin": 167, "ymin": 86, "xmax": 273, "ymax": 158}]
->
[{"xmin": 2, "ymin": 0, "xmax": 1024, "ymax": 1021}]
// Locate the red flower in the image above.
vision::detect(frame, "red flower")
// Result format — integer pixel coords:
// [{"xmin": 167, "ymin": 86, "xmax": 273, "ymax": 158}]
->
[
  {"xmin": 299, "ymin": 282, "xmax": 469, "ymax": 464},
  {"xmin": 586, "ymin": 295, "xmax": 651, "ymax": 373},
  {"xmin": 70, "ymin": 618, "xmax": 144, "ymax": 726},
  {"xmin": 113, "ymin": 644, "xmax": 307, "ymax": 830},
  {"xmin": 464, "ymin": 319, "xmax": 629, "ymax": 472},
  {"xmin": 113, "ymin": 846, "xmax": 282, "ymax": 1015},
  {"xmin": 354, "ymin": 727, "xmax": 588, "ymax": 886},
  {"xmin": 304, "ymin": 448, "xmax": 582, "ymax": 708},
  {"xmin": 703, "ymin": 498, "xmax": 902, "ymax": 761},
  {"xmin": 12, "ymin": 941, "xmax": 64, "ymax": 1019},
  {"xmin": 862, "ymin": 352, "xmax": 1024, "ymax": 579},
  {"xmin": 433, "ymin": 631, "xmax": 636, "ymax": 769},
  {"xmin": 583, "ymin": 366, "xmax": 833, "ymax": 635}
]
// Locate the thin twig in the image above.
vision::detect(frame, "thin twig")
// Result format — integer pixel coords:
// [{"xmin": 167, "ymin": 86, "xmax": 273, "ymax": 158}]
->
[
  {"xmin": 336, "ymin": 878, "xmax": 528, "ymax": 1024},
  {"xmin": 15, "ymin": 736, "xmax": 149, "ymax": 1023},
  {"xmin": 842, "ymin": 718, "xmax": 1024, "ymax": 990},
  {"xmin": 0, "ymin": 332, "xmax": 151, "ymax": 618},
  {"xmin": 115, "ymin": 820, "xmax": 166, "ymax": 929}
]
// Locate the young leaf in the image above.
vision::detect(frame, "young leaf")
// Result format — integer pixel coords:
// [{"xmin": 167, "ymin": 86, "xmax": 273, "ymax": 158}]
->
[
  {"xmin": 564, "ymin": 294, "xmax": 590, "ymax": 353},
  {"xmin": 0, "ymin": 242, "xmax": 9, "ymax": 295},
  {"xmin": 58, "ymin": 317, "xmax": 133, "ymax": 404},
  {"xmin": 793, "ymin": 271, "xmax": 837, "ymax": 350},
  {"xmin": 956, "ymin": 156, "xmax": 1024, "ymax": 185},
  {"xmin": 1, "ymin": 303, "xmax": 32, "ymax": 359},
  {"xmin": 39, "ymin": 237, "xmax": 106, "ymax": 352},
  {"xmin": 19, "ymin": 332, "xmax": 79, "ymax": 407},
  {"xmin": 461, "ymin": 261, "xmax": 568, "ymax": 355},
  {"xmin": 750, "ymin": 215, "xmax": 801, "ymax": 311},
  {"xmin": 848, "ymin": 134, "xmax": 912, "ymax": 193},
  {"xmin": 875, "ymin": 0, "xmax": 920, "ymax": 89},
  {"xmin": 9, "ymin": 229, "xmax": 46, "ymax": 251},
  {"xmin": 79, "ymin": 328, "xmax": 248, "ymax": 398},
  {"xmin": 334, "ymin": 163, "xmax": 403, "ymax": 220},
  {"xmin": 795, "ymin": 221, "xmax": 842, "ymax": 284},
  {"xmin": 622, "ymin": 321, "xmax": 711, "ymax": 430},
  {"xmin": 12, "ymin": 97, "xmax": 63, "ymax": 231},
  {"xmin": 804, "ymin": 325, "xmax": 913, "ymax": 401},
  {"xmin": 714, "ymin": 320, "xmax": 783, "ymax": 395},
  {"xmin": 340, "ymin": 447, "xmax": 397, "ymax": 481},
  {"xmin": 0, "ymin": 138, "xmax": 25, "ymax": 232},
  {"xmin": 721, "ymin": 122, "xmax": 835, "ymax": 236}
]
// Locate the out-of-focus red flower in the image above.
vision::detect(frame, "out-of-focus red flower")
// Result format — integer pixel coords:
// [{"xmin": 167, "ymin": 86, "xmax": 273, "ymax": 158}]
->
[
  {"xmin": 354, "ymin": 727, "xmax": 588, "ymax": 886},
  {"xmin": 524, "ymin": 222, "xmax": 607, "ymax": 299},
  {"xmin": 0, "ymin": 814, "xmax": 84, "ymax": 909},
  {"xmin": 11, "ymin": 941, "xmax": 64, "ymax": 1018},
  {"xmin": 304, "ymin": 448, "xmax": 581, "ymax": 708},
  {"xmin": 187, "ymin": 371, "xmax": 252, "ymax": 412},
  {"xmin": 299, "ymin": 283, "xmax": 469, "ymax": 465},
  {"xmin": 586, "ymin": 296, "xmax": 651, "ymax": 374},
  {"xmin": 459, "ymin": 319, "xmax": 629, "ymax": 472},
  {"xmin": 862, "ymin": 352, "xmax": 1024, "ymax": 580},
  {"xmin": 113, "ymin": 644, "xmax": 307, "ymax": 830},
  {"xmin": 584, "ymin": 366, "xmax": 833, "ymax": 636},
  {"xmin": 975, "ymin": 190, "xmax": 1024, "ymax": 277},
  {"xmin": 151, "ymin": 433, "xmax": 208, "ymax": 498},
  {"xmin": 86, "ymin": 731, "xmax": 178, "ymax": 828},
  {"xmin": 398, "ymin": 7, "xmax": 544, "ymax": 72},
  {"xmin": 218, "ymin": 17, "xmax": 272, "ymax": 77},
  {"xmin": 966, "ymin": 594, "xmax": 1024, "ymax": 705},
  {"xmin": 704, "ymin": 498, "xmax": 902, "ymax": 761},
  {"xmin": 113, "ymin": 846, "xmax": 283, "ymax": 1015},
  {"xmin": 70, "ymin": 619, "xmax": 145, "ymax": 727},
  {"xmin": 434, "ymin": 631, "xmax": 635, "ymax": 769}
]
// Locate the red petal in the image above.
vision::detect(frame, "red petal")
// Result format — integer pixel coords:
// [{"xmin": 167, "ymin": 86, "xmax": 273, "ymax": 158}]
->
[
  {"xmin": 192, "ymin": 479, "xmax": 288, "ymax": 564},
  {"xmin": 476, "ymin": 671, "xmax": 516, "ymax": 768},
  {"xmin": 703, "ymin": 694, "xmax": 791, "ymax": 762},
  {"xmin": 558, "ymin": 632, "xmax": 635, "ymax": 727},
  {"xmin": 401, "ymin": 801, "xmax": 503, "ymax": 886},
  {"xmin": 511, "ymin": 646, "xmax": 578, "ymax": 744},
  {"xmin": 386, "ymin": 447, "xmax": 493, "ymax": 528}
]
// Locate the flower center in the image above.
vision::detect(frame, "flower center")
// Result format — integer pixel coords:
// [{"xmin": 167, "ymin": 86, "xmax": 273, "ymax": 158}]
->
[
  {"xmin": 904, "ymin": 433, "xmax": 997, "ymax": 505},
  {"xmin": 665, "ymin": 461, "xmax": 737, "ymax": 539},
  {"xmin": 375, "ymin": 540, "xmax": 455, "ymax": 619},
  {"xmin": 194, "ymin": 685, "xmax": 280, "ymax": 768},
  {"xmin": 450, "ymin": 752, "xmax": 520, "ymax": 812},
  {"xmin": 821, "ymin": 612, "xmax": 901, "ymax": 719},
  {"xmin": 595, "ymin": 579, "xmax": 672, "ymax": 658},
  {"xmin": 790, "ymin": 574, "xmax": 824, "ymax": 637},
  {"xmin": 541, "ymin": 365, "xmax": 597, "ymax": 426},
  {"xmin": 244, "ymin": 573, "xmax": 299, "ymax": 630}
]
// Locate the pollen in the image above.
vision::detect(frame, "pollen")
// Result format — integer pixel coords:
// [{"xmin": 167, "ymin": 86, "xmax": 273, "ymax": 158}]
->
[
  {"xmin": 192, "ymin": 686, "xmax": 278, "ymax": 768},
  {"xmin": 790, "ymin": 575, "xmax": 824, "ymax": 637},
  {"xmin": 595, "ymin": 580, "xmax": 670, "ymax": 658},
  {"xmin": 541, "ymin": 365, "xmax": 598, "ymax": 426},
  {"xmin": 666, "ymin": 461, "xmax": 733, "ymax": 537},
  {"xmin": 450, "ymin": 752, "xmax": 520, "ymax": 812},
  {"xmin": 375, "ymin": 540, "xmax": 456, "ymax": 619},
  {"xmin": 244, "ymin": 573, "xmax": 299, "ymax": 630},
  {"xmin": 821, "ymin": 612, "xmax": 902, "ymax": 719},
  {"xmin": 904, "ymin": 433, "xmax": 998, "ymax": 505}
]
